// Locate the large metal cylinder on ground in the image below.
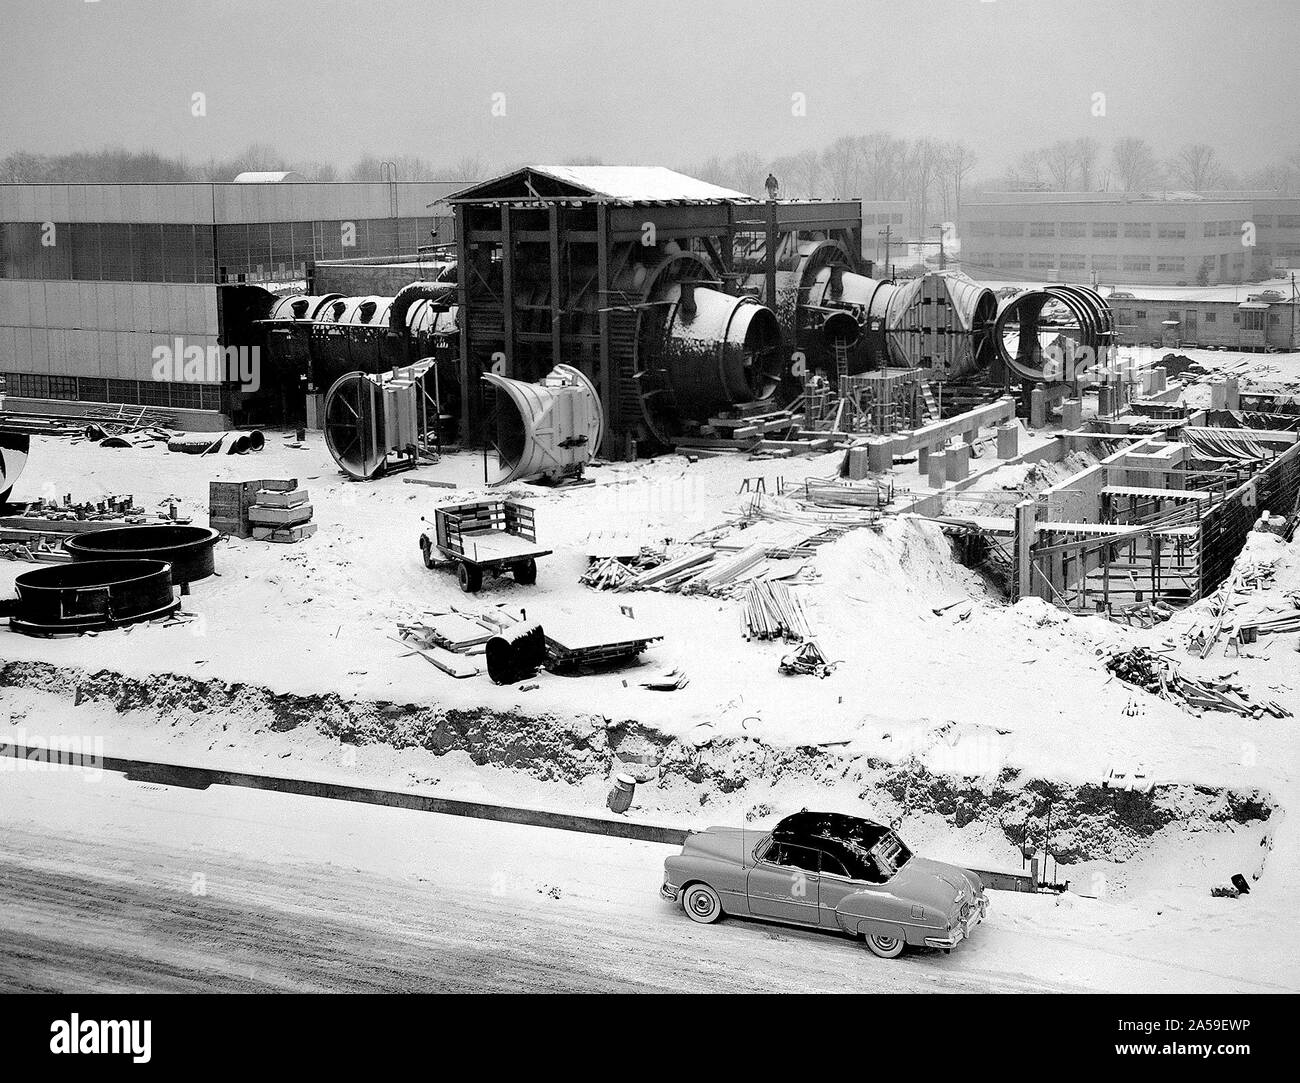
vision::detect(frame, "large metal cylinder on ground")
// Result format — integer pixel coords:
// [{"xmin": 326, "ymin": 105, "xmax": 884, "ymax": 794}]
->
[
  {"xmin": 323, "ymin": 359, "xmax": 439, "ymax": 480},
  {"xmin": 65, "ymin": 525, "xmax": 220, "ymax": 585},
  {"xmin": 485, "ymin": 622, "xmax": 546, "ymax": 684},
  {"xmin": 0, "ymin": 430, "xmax": 31, "ymax": 503},
  {"xmin": 2, "ymin": 559, "xmax": 180, "ymax": 635},
  {"xmin": 483, "ymin": 364, "xmax": 604, "ymax": 485},
  {"xmin": 658, "ymin": 282, "xmax": 783, "ymax": 420},
  {"xmin": 993, "ymin": 285, "xmax": 1115, "ymax": 386},
  {"xmin": 167, "ymin": 430, "xmax": 265, "ymax": 455}
]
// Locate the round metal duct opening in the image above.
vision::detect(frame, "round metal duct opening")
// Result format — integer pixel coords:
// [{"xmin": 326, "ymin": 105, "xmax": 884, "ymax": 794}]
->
[
  {"xmin": 820, "ymin": 309, "xmax": 862, "ymax": 348},
  {"xmin": 5, "ymin": 559, "xmax": 179, "ymax": 636},
  {"xmin": 65, "ymin": 525, "xmax": 220, "ymax": 584},
  {"xmin": 484, "ymin": 364, "xmax": 604, "ymax": 485}
]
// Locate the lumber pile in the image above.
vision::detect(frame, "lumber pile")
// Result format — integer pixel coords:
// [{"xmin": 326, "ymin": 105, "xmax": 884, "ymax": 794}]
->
[
  {"xmin": 246, "ymin": 482, "xmax": 316, "ymax": 543},
  {"xmin": 740, "ymin": 580, "xmax": 813, "ymax": 641},
  {"xmin": 1104, "ymin": 647, "xmax": 1292, "ymax": 718}
]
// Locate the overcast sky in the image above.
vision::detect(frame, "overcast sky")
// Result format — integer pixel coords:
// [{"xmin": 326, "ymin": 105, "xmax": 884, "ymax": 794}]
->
[{"xmin": 2, "ymin": 0, "xmax": 1294, "ymax": 175}]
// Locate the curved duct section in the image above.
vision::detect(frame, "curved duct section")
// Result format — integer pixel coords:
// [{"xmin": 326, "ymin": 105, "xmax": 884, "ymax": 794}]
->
[
  {"xmin": 993, "ymin": 284, "xmax": 1115, "ymax": 385},
  {"xmin": 0, "ymin": 430, "xmax": 31, "ymax": 504},
  {"xmin": 389, "ymin": 280, "xmax": 458, "ymax": 335},
  {"xmin": 617, "ymin": 252, "xmax": 783, "ymax": 445},
  {"xmin": 482, "ymin": 364, "xmax": 604, "ymax": 485},
  {"xmin": 323, "ymin": 359, "xmax": 439, "ymax": 480},
  {"xmin": 863, "ymin": 271, "xmax": 999, "ymax": 377}
]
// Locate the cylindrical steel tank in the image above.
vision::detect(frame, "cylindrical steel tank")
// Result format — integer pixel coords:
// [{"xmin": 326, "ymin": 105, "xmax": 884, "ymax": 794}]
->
[
  {"xmin": 65, "ymin": 525, "xmax": 220, "ymax": 585},
  {"xmin": 3, "ymin": 559, "xmax": 180, "ymax": 635}
]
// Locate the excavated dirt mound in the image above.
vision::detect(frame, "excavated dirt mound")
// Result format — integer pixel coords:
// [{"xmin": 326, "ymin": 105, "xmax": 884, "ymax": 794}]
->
[{"xmin": 0, "ymin": 659, "xmax": 1275, "ymax": 869}]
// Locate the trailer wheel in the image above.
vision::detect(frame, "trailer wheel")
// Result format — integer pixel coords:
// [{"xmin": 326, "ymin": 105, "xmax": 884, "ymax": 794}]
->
[
  {"xmin": 513, "ymin": 558, "xmax": 537, "ymax": 585},
  {"xmin": 420, "ymin": 537, "xmax": 436, "ymax": 569},
  {"xmin": 457, "ymin": 561, "xmax": 483, "ymax": 593}
]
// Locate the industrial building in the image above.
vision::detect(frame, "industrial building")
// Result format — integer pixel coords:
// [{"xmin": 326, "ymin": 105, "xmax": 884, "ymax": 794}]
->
[
  {"xmin": 1106, "ymin": 283, "xmax": 1299, "ymax": 351},
  {"xmin": 959, "ymin": 191, "xmax": 1300, "ymax": 287},
  {"xmin": 0, "ymin": 179, "xmax": 459, "ymax": 428}
]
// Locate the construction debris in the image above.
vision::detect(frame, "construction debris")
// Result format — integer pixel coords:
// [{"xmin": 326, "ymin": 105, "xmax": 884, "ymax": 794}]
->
[
  {"xmin": 741, "ymin": 580, "xmax": 813, "ymax": 641},
  {"xmin": 779, "ymin": 638, "xmax": 837, "ymax": 678},
  {"xmin": 1104, "ymin": 647, "xmax": 1292, "ymax": 718}
]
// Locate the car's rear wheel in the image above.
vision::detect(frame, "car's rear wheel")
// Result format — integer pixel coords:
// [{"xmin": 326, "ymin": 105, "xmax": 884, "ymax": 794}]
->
[
  {"xmin": 682, "ymin": 883, "xmax": 722, "ymax": 924},
  {"xmin": 865, "ymin": 933, "xmax": 906, "ymax": 959}
]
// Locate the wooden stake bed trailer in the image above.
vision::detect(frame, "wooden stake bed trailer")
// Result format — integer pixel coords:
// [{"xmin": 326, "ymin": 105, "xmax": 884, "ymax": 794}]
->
[{"xmin": 419, "ymin": 499, "xmax": 552, "ymax": 593}]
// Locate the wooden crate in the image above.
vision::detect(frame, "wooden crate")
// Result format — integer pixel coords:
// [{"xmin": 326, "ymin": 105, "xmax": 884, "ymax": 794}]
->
[{"xmin": 209, "ymin": 478, "xmax": 298, "ymax": 538}]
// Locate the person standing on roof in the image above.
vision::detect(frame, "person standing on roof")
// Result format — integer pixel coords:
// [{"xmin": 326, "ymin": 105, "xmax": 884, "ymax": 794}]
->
[{"xmin": 764, "ymin": 173, "xmax": 780, "ymax": 200}]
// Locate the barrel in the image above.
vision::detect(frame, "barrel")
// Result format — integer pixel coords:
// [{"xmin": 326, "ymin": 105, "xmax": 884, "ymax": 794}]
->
[{"xmin": 606, "ymin": 773, "xmax": 636, "ymax": 814}]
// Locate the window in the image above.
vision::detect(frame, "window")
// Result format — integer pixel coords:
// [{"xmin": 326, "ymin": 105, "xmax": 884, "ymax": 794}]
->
[
  {"xmin": 1205, "ymin": 312, "xmax": 1216, "ymax": 323},
  {"xmin": 48, "ymin": 375, "xmax": 78, "ymax": 400},
  {"xmin": 1219, "ymin": 220, "xmax": 1239, "ymax": 236},
  {"xmin": 1156, "ymin": 223, "xmax": 1186, "ymax": 239},
  {"xmin": 762, "ymin": 842, "xmax": 820, "ymax": 873},
  {"xmin": 1136, "ymin": 309, "xmax": 1147, "ymax": 319},
  {"xmin": 998, "ymin": 253, "xmax": 1024, "ymax": 269},
  {"xmin": 818, "ymin": 852, "xmax": 849, "ymax": 878},
  {"xmin": 1124, "ymin": 222, "xmax": 1152, "ymax": 238},
  {"xmin": 1059, "ymin": 254, "xmax": 1086, "ymax": 271},
  {"xmin": 1028, "ymin": 254, "xmax": 1055, "ymax": 270},
  {"xmin": 1157, "ymin": 257, "xmax": 1185, "ymax": 272},
  {"xmin": 1123, "ymin": 256, "xmax": 1151, "ymax": 272},
  {"xmin": 1278, "ymin": 215, "xmax": 1300, "ymax": 229},
  {"xmin": 1092, "ymin": 222, "xmax": 1117, "ymax": 238},
  {"xmin": 1204, "ymin": 222, "xmax": 1218, "ymax": 238},
  {"xmin": 1117, "ymin": 309, "xmax": 1132, "ymax": 323},
  {"xmin": 1242, "ymin": 311, "xmax": 1265, "ymax": 331},
  {"xmin": 1060, "ymin": 222, "xmax": 1086, "ymax": 238},
  {"xmin": 998, "ymin": 221, "xmax": 1024, "ymax": 237},
  {"xmin": 1029, "ymin": 221, "xmax": 1055, "ymax": 237},
  {"xmin": 1090, "ymin": 254, "xmax": 1117, "ymax": 271}
]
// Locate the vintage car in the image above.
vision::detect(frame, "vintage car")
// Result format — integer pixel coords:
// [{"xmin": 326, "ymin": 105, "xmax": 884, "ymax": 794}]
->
[{"xmin": 660, "ymin": 810, "xmax": 988, "ymax": 958}]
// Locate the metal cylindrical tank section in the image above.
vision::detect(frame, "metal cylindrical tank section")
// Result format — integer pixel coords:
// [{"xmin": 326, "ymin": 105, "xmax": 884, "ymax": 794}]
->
[
  {"xmin": 4, "ymin": 559, "xmax": 180, "ymax": 635},
  {"xmin": 64, "ymin": 525, "xmax": 220, "ymax": 585},
  {"xmin": 482, "ymin": 364, "xmax": 604, "ymax": 485},
  {"xmin": 660, "ymin": 282, "xmax": 782, "ymax": 419},
  {"xmin": 0, "ymin": 430, "xmax": 31, "ymax": 503},
  {"xmin": 323, "ymin": 361, "xmax": 437, "ymax": 480},
  {"xmin": 993, "ymin": 284, "xmax": 1115, "ymax": 384}
]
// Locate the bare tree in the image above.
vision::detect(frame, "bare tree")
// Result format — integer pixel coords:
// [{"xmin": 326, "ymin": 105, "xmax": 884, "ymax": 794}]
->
[
  {"xmin": 1073, "ymin": 137, "xmax": 1100, "ymax": 191},
  {"xmin": 861, "ymin": 132, "xmax": 907, "ymax": 199},
  {"xmin": 822, "ymin": 136, "xmax": 863, "ymax": 198},
  {"xmin": 1111, "ymin": 137, "xmax": 1159, "ymax": 192},
  {"xmin": 450, "ymin": 155, "xmax": 488, "ymax": 181},
  {"xmin": 1041, "ymin": 141, "xmax": 1078, "ymax": 190},
  {"xmin": 942, "ymin": 141, "xmax": 978, "ymax": 219},
  {"xmin": 1008, "ymin": 150, "xmax": 1046, "ymax": 190},
  {"xmin": 791, "ymin": 147, "xmax": 824, "ymax": 199},
  {"xmin": 727, "ymin": 151, "xmax": 767, "ymax": 198},
  {"xmin": 1169, "ymin": 143, "xmax": 1223, "ymax": 191}
]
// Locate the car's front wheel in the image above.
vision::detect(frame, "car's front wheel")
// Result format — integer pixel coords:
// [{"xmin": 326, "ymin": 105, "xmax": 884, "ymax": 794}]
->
[
  {"xmin": 682, "ymin": 883, "xmax": 722, "ymax": 924},
  {"xmin": 865, "ymin": 932, "xmax": 906, "ymax": 959}
]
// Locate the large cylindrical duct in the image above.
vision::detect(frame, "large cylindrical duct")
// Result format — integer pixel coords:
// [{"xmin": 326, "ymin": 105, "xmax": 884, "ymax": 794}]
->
[
  {"xmin": 482, "ymin": 364, "xmax": 604, "ymax": 485},
  {"xmin": 659, "ymin": 282, "xmax": 783, "ymax": 419},
  {"xmin": 993, "ymin": 284, "xmax": 1115, "ymax": 385},
  {"xmin": 323, "ymin": 359, "xmax": 439, "ymax": 480},
  {"xmin": 0, "ymin": 430, "xmax": 31, "ymax": 503}
]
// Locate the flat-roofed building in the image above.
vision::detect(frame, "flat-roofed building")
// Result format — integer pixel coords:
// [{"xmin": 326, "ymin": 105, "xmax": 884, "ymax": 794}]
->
[
  {"xmin": 0, "ymin": 180, "xmax": 459, "ymax": 428},
  {"xmin": 958, "ymin": 191, "xmax": 1299, "ymax": 287}
]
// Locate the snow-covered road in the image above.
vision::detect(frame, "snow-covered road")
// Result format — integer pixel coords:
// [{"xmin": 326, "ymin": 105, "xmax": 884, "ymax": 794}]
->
[{"xmin": 0, "ymin": 770, "xmax": 1287, "ymax": 994}]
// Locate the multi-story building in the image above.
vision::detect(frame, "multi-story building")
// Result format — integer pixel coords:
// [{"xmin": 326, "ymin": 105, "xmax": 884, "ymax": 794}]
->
[
  {"xmin": 0, "ymin": 179, "xmax": 459, "ymax": 428},
  {"xmin": 958, "ymin": 191, "xmax": 1300, "ymax": 287}
]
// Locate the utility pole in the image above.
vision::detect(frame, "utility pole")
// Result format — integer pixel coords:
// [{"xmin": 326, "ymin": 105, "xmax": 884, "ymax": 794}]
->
[
  {"xmin": 932, "ymin": 223, "xmax": 946, "ymax": 270},
  {"xmin": 878, "ymin": 225, "xmax": 891, "ymax": 278}
]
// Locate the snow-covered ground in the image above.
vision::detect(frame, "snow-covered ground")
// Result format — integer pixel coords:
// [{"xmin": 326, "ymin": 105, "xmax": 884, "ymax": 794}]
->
[{"xmin": 2, "ymin": 348, "xmax": 1298, "ymax": 991}]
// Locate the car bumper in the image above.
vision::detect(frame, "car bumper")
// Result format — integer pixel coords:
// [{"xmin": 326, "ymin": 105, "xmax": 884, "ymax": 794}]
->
[
  {"xmin": 925, "ymin": 895, "xmax": 988, "ymax": 950},
  {"xmin": 660, "ymin": 882, "xmax": 680, "ymax": 903}
]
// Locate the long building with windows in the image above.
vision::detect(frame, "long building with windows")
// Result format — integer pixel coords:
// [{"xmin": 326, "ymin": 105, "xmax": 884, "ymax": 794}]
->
[
  {"xmin": 0, "ymin": 180, "xmax": 459, "ymax": 428},
  {"xmin": 958, "ymin": 191, "xmax": 1300, "ymax": 287}
]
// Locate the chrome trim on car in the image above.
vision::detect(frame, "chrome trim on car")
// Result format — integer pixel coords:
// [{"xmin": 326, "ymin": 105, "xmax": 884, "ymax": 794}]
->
[{"xmin": 660, "ymin": 882, "xmax": 680, "ymax": 902}]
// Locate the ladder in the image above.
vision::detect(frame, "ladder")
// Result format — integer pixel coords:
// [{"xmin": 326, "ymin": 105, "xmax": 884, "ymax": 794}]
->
[
  {"xmin": 921, "ymin": 382, "xmax": 941, "ymax": 423},
  {"xmin": 833, "ymin": 341, "xmax": 851, "ymax": 382}
]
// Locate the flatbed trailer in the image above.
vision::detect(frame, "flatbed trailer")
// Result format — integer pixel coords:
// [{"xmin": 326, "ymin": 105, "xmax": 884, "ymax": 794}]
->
[{"xmin": 419, "ymin": 499, "xmax": 551, "ymax": 593}]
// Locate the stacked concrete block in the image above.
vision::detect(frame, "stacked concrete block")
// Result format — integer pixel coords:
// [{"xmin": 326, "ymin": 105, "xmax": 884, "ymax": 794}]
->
[
  {"xmin": 1209, "ymin": 380, "xmax": 1227, "ymax": 410},
  {"xmin": 996, "ymin": 422, "xmax": 1019, "ymax": 460},
  {"xmin": 928, "ymin": 450, "xmax": 948, "ymax": 490},
  {"xmin": 1030, "ymin": 387, "xmax": 1047, "ymax": 429},
  {"xmin": 1225, "ymin": 377, "xmax": 1240, "ymax": 411},
  {"xmin": 946, "ymin": 444, "xmax": 971, "ymax": 483},
  {"xmin": 1061, "ymin": 398, "xmax": 1082, "ymax": 430},
  {"xmin": 249, "ymin": 484, "xmax": 317, "ymax": 543},
  {"xmin": 866, "ymin": 439, "xmax": 893, "ymax": 474}
]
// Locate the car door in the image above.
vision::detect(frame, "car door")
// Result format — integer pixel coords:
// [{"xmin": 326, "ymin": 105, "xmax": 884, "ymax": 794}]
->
[
  {"xmin": 746, "ymin": 840, "xmax": 821, "ymax": 925},
  {"xmin": 814, "ymin": 850, "xmax": 862, "ymax": 930}
]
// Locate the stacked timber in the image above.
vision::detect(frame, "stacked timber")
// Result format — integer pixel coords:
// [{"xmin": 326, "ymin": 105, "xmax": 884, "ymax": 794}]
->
[
  {"xmin": 1104, "ymin": 647, "xmax": 1292, "ymax": 718},
  {"xmin": 740, "ymin": 580, "xmax": 813, "ymax": 641},
  {"xmin": 248, "ymin": 482, "xmax": 316, "ymax": 543}
]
